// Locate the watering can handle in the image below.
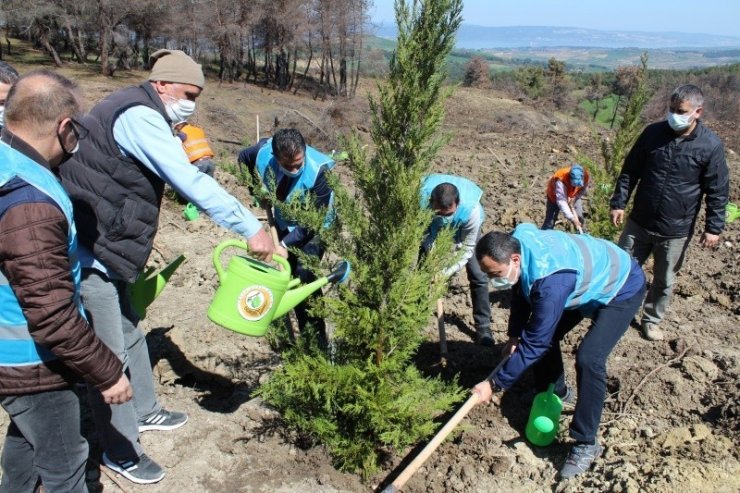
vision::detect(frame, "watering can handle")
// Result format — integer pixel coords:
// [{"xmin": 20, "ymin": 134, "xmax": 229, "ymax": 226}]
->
[{"xmin": 212, "ymin": 240, "xmax": 290, "ymax": 282}]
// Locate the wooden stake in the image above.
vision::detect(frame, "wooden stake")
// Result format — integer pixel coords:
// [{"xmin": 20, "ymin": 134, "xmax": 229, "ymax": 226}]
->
[
  {"xmin": 256, "ymin": 114, "xmax": 260, "ymax": 143},
  {"xmin": 437, "ymin": 298, "xmax": 448, "ymax": 367}
]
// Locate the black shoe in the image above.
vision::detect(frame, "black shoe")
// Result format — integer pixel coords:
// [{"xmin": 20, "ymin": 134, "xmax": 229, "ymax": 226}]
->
[
  {"xmin": 558, "ymin": 386, "xmax": 576, "ymax": 410},
  {"xmin": 476, "ymin": 327, "xmax": 494, "ymax": 347}
]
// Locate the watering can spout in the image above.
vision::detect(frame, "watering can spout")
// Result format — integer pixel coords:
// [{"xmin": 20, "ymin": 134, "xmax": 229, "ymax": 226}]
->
[
  {"xmin": 273, "ymin": 260, "xmax": 351, "ymax": 318},
  {"xmin": 130, "ymin": 254, "xmax": 186, "ymax": 319}
]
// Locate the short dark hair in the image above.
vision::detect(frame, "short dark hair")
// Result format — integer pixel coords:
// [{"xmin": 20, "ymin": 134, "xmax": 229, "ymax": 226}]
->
[
  {"xmin": 475, "ymin": 231, "xmax": 521, "ymax": 263},
  {"xmin": 430, "ymin": 183, "xmax": 460, "ymax": 210},
  {"xmin": 671, "ymin": 84, "xmax": 703, "ymax": 109},
  {"xmin": 272, "ymin": 128, "xmax": 306, "ymax": 162},
  {"xmin": 0, "ymin": 61, "xmax": 19, "ymax": 85},
  {"xmin": 5, "ymin": 70, "xmax": 81, "ymax": 136}
]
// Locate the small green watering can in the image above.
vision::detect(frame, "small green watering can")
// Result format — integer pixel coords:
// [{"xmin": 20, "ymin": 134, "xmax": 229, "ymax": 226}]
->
[
  {"xmin": 727, "ymin": 202, "xmax": 740, "ymax": 224},
  {"xmin": 207, "ymin": 239, "xmax": 350, "ymax": 337},
  {"xmin": 129, "ymin": 254, "xmax": 187, "ymax": 319},
  {"xmin": 525, "ymin": 383, "xmax": 563, "ymax": 447}
]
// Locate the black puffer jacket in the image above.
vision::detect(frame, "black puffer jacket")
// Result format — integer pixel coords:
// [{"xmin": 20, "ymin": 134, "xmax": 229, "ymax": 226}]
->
[{"xmin": 610, "ymin": 120, "xmax": 729, "ymax": 238}]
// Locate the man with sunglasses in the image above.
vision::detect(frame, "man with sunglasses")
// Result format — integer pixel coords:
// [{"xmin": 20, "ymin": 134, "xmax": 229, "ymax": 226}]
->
[
  {"xmin": 238, "ymin": 128, "xmax": 335, "ymax": 347},
  {"xmin": 0, "ymin": 70, "xmax": 132, "ymax": 492},
  {"xmin": 58, "ymin": 50, "xmax": 274, "ymax": 484},
  {"xmin": 420, "ymin": 174, "xmax": 493, "ymax": 346}
]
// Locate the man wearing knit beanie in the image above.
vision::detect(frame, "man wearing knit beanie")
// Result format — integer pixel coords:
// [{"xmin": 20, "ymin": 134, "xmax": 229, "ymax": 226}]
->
[{"xmin": 58, "ymin": 49, "xmax": 274, "ymax": 484}]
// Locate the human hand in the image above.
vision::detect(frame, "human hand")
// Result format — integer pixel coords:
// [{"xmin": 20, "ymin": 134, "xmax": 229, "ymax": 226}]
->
[
  {"xmin": 610, "ymin": 209, "xmax": 624, "ymax": 227},
  {"xmin": 101, "ymin": 374, "xmax": 133, "ymax": 405},
  {"xmin": 700, "ymin": 232, "xmax": 720, "ymax": 248},
  {"xmin": 501, "ymin": 336, "xmax": 519, "ymax": 358},
  {"xmin": 247, "ymin": 228, "xmax": 275, "ymax": 261},
  {"xmin": 472, "ymin": 379, "xmax": 493, "ymax": 404},
  {"xmin": 275, "ymin": 244, "xmax": 289, "ymax": 259}
]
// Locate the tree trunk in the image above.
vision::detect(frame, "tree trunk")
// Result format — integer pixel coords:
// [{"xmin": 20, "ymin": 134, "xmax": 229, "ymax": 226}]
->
[
  {"xmin": 64, "ymin": 18, "xmax": 86, "ymax": 64},
  {"xmin": 610, "ymin": 95, "xmax": 622, "ymax": 129},
  {"xmin": 294, "ymin": 39, "xmax": 313, "ymax": 96},
  {"xmin": 38, "ymin": 28, "xmax": 63, "ymax": 67}
]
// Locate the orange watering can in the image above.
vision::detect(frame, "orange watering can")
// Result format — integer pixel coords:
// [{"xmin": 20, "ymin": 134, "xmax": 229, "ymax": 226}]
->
[{"xmin": 207, "ymin": 240, "xmax": 350, "ymax": 336}]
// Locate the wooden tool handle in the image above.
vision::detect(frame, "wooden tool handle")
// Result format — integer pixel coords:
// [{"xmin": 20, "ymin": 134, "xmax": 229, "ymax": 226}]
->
[
  {"xmin": 390, "ymin": 394, "xmax": 479, "ymax": 490},
  {"xmin": 436, "ymin": 298, "xmax": 448, "ymax": 360},
  {"xmin": 264, "ymin": 207, "xmax": 280, "ymax": 248}
]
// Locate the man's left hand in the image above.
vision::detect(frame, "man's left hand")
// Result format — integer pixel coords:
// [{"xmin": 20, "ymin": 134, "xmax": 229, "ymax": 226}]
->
[{"xmin": 700, "ymin": 232, "xmax": 720, "ymax": 248}]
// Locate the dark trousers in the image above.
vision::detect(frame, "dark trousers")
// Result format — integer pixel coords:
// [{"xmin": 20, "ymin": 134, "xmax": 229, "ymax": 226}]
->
[
  {"xmin": 465, "ymin": 252, "xmax": 491, "ymax": 332},
  {"xmin": 531, "ymin": 283, "xmax": 645, "ymax": 443},
  {"xmin": 285, "ymin": 245, "xmax": 327, "ymax": 347},
  {"xmin": 1, "ymin": 388, "xmax": 88, "ymax": 493}
]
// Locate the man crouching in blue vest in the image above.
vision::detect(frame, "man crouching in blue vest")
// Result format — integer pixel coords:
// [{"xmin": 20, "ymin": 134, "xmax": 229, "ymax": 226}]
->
[
  {"xmin": 421, "ymin": 174, "xmax": 493, "ymax": 346},
  {"xmin": 471, "ymin": 224, "xmax": 645, "ymax": 479},
  {"xmin": 238, "ymin": 128, "xmax": 334, "ymax": 348}
]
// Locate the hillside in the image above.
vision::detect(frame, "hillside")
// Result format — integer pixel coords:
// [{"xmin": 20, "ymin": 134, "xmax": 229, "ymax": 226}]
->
[{"xmin": 0, "ymin": 62, "xmax": 738, "ymax": 493}]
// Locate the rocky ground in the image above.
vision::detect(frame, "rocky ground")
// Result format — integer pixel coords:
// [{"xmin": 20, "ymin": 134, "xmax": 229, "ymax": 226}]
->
[{"xmin": 1, "ymin": 65, "xmax": 738, "ymax": 493}]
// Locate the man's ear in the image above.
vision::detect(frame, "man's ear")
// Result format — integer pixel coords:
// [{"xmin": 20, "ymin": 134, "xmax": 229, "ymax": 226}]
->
[
  {"xmin": 152, "ymin": 80, "xmax": 168, "ymax": 94},
  {"xmin": 695, "ymin": 106, "xmax": 704, "ymax": 118},
  {"xmin": 511, "ymin": 253, "xmax": 522, "ymax": 265}
]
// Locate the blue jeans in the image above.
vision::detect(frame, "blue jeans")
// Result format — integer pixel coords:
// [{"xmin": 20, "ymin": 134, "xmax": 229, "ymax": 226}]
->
[
  {"xmin": 194, "ymin": 158, "xmax": 215, "ymax": 177},
  {"xmin": 1, "ymin": 388, "xmax": 88, "ymax": 493},
  {"xmin": 531, "ymin": 279, "xmax": 646, "ymax": 443},
  {"xmin": 80, "ymin": 269, "xmax": 161, "ymax": 461},
  {"xmin": 541, "ymin": 198, "xmax": 584, "ymax": 230},
  {"xmin": 618, "ymin": 218, "xmax": 690, "ymax": 326}
]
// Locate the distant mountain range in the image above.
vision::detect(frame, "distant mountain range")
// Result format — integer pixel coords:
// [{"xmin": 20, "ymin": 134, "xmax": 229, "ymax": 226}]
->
[{"xmin": 373, "ymin": 23, "xmax": 740, "ymax": 50}]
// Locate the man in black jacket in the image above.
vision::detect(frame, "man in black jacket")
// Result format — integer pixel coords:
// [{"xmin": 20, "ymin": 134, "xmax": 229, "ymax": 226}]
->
[{"xmin": 610, "ymin": 84, "xmax": 729, "ymax": 341}]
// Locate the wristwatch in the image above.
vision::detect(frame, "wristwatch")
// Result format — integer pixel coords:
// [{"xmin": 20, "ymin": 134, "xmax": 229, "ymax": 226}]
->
[{"xmin": 487, "ymin": 374, "xmax": 503, "ymax": 394}]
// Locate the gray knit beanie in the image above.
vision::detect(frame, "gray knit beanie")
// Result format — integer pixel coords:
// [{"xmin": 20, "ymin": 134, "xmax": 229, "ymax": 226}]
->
[{"xmin": 148, "ymin": 49, "xmax": 205, "ymax": 89}]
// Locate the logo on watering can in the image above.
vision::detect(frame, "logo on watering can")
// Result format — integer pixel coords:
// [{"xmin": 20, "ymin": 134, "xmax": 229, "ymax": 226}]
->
[{"xmin": 237, "ymin": 285, "xmax": 274, "ymax": 321}]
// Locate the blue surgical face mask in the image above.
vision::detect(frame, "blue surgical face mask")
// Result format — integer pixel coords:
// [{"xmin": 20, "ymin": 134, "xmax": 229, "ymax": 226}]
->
[
  {"xmin": 490, "ymin": 260, "xmax": 518, "ymax": 290},
  {"xmin": 280, "ymin": 165, "xmax": 304, "ymax": 178},
  {"xmin": 667, "ymin": 110, "xmax": 693, "ymax": 132}
]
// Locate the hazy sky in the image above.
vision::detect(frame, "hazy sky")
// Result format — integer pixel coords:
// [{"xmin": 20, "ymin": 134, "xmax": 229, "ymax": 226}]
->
[{"xmin": 370, "ymin": 0, "xmax": 740, "ymax": 37}]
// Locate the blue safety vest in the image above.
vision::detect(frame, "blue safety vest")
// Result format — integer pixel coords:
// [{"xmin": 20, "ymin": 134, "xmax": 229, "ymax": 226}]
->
[
  {"xmin": 512, "ymin": 223, "xmax": 631, "ymax": 308},
  {"xmin": 0, "ymin": 144, "xmax": 83, "ymax": 366},
  {"xmin": 255, "ymin": 140, "xmax": 335, "ymax": 232}
]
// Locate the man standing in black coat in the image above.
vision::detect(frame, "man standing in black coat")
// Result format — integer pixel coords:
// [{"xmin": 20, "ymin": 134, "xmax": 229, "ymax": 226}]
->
[{"xmin": 610, "ymin": 84, "xmax": 729, "ymax": 341}]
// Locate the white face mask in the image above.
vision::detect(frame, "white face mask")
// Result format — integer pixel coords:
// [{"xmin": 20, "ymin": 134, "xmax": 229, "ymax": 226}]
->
[
  {"xmin": 490, "ymin": 260, "xmax": 518, "ymax": 290},
  {"xmin": 667, "ymin": 110, "xmax": 694, "ymax": 132},
  {"xmin": 164, "ymin": 96, "xmax": 196, "ymax": 124},
  {"xmin": 280, "ymin": 165, "xmax": 304, "ymax": 178},
  {"xmin": 0, "ymin": 105, "xmax": 5, "ymax": 127}
]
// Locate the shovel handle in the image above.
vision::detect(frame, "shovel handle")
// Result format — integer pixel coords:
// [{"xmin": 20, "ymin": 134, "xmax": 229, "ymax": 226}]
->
[
  {"xmin": 383, "ymin": 355, "xmax": 511, "ymax": 492},
  {"xmin": 436, "ymin": 299, "xmax": 448, "ymax": 363},
  {"xmin": 388, "ymin": 394, "xmax": 479, "ymax": 491},
  {"xmin": 264, "ymin": 207, "xmax": 281, "ymax": 248}
]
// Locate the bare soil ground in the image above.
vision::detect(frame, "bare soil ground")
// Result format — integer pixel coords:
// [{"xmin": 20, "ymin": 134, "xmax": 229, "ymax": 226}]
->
[{"xmin": 1, "ymin": 65, "xmax": 738, "ymax": 493}]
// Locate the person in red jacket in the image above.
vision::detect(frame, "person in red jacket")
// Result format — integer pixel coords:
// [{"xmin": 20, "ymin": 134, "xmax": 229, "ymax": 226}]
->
[
  {"xmin": 542, "ymin": 164, "xmax": 589, "ymax": 233},
  {"xmin": 0, "ymin": 71, "xmax": 132, "ymax": 492}
]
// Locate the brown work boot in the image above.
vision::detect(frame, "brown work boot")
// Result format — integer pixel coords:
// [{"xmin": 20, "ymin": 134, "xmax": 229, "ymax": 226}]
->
[{"xmin": 641, "ymin": 322, "xmax": 664, "ymax": 341}]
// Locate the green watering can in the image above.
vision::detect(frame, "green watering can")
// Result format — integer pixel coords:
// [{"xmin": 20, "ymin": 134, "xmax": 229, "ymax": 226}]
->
[
  {"xmin": 525, "ymin": 383, "xmax": 563, "ymax": 447},
  {"xmin": 207, "ymin": 240, "xmax": 350, "ymax": 337},
  {"xmin": 129, "ymin": 254, "xmax": 187, "ymax": 319},
  {"xmin": 727, "ymin": 202, "xmax": 739, "ymax": 224}
]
